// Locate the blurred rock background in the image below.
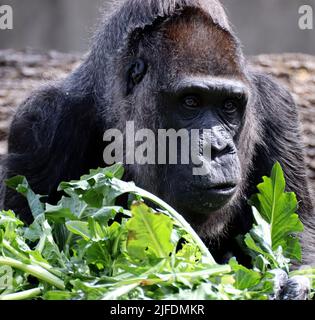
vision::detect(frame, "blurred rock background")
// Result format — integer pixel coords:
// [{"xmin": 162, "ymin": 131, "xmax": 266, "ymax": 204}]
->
[{"xmin": 1, "ymin": 0, "xmax": 314, "ymax": 54}]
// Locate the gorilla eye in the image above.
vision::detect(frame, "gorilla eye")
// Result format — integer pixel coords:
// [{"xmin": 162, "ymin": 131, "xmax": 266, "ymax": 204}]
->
[
  {"xmin": 223, "ymin": 100, "xmax": 238, "ymax": 115},
  {"xmin": 126, "ymin": 58, "xmax": 147, "ymax": 95},
  {"xmin": 183, "ymin": 96, "xmax": 200, "ymax": 109}
]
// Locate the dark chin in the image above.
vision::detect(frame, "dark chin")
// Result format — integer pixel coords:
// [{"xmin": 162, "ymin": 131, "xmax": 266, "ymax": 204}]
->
[
  {"xmin": 173, "ymin": 187, "xmax": 237, "ymax": 219},
  {"xmin": 176, "ymin": 205, "xmax": 234, "ymax": 241}
]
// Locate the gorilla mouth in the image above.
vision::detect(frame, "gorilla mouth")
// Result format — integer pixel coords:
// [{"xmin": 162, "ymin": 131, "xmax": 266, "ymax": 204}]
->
[
  {"xmin": 196, "ymin": 183, "xmax": 237, "ymax": 195},
  {"xmin": 200, "ymin": 185, "xmax": 237, "ymax": 204},
  {"xmin": 179, "ymin": 183, "xmax": 238, "ymax": 214},
  {"xmin": 208, "ymin": 184, "xmax": 237, "ymax": 195}
]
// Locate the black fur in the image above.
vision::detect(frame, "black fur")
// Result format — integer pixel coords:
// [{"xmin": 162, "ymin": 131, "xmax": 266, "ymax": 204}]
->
[{"xmin": 0, "ymin": 0, "xmax": 314, "ymax": 279}]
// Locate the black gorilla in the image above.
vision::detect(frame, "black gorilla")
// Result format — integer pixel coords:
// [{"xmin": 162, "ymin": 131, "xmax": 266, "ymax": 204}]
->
[{"xmin": 1, "ymin": 0, "xmax": 314, "ymax": 296}]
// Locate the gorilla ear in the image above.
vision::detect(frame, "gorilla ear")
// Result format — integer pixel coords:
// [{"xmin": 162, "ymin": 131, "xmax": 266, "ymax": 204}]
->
[{"xmin": 126, "ymin": 58, "xmax": 147, "ymax": 95}]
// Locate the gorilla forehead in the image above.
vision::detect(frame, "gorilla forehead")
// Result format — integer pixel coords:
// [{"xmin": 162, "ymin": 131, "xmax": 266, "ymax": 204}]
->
[
  {"xmin": 143, "ymin": 9, "xmax": 243, "ymax": 78},
  {"xmin": 101, "ymin": 0, "xmax": 233, "ymax": 44},
  {"xmin": 92, "ymin": 0, "xmax": 242, "ymax": 70}
]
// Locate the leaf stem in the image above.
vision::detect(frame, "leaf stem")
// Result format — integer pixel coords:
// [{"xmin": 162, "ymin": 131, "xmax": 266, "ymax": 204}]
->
[
  {"xmin": 2, "ymin": 240, "xmax": 63, "ymax": 278},
  {"xmin": 113, "ymin": 264, "xmax": 231, "ymax": 287},
  {"xmin": 0, "ymin": 288, "xmax": 42, "ymax": 300},
  {"xmin": 0, "ymin": 257, "xmax": 65, "ymax": 290},
  {"xmin": 3, "ymin": 240, "xmax": 29, "ymax": 262}
]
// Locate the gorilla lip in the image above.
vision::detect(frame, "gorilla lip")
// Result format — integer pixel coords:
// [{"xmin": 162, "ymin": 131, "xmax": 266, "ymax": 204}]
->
[
  {"xmin": 183, "ymin": 184, "xmax": 237, "ymax": 214},
  {"xmin": 197, "ymin": 184, "xmax": 237, "ymax": 196}
]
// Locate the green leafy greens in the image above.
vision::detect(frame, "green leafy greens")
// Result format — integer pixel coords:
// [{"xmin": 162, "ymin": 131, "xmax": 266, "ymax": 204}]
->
[{"xmin": 0, "ymin": 162, "xmax": 314, "ymax": 300}]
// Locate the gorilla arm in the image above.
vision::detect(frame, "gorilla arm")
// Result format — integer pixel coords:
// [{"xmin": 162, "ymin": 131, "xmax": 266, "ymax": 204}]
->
[
  {"xmin": 251, "ymin": 72, "xmax": 315, "ymax": 299},
  {"xmin": 251, "ymin": 72, "xmax": 315, "ymax": 261}
]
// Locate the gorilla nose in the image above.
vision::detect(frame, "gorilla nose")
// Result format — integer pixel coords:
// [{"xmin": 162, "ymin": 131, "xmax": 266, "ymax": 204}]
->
[
  {"xmin": 209, "ymin": 128, "xmax": 233, "ymax": 160},
  {"xmin": 211, "ymin": 144, "xmax": 233, "ymax": 160}
]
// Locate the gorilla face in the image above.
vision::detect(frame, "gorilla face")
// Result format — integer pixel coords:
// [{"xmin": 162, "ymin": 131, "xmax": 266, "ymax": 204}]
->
[
  {"xmin": 161, "ymin": 76, "xmax": 248, "ymax": 217},
  {"xmin": 125, "ymin": 9, "xmax": 250, "ymax": 227}
]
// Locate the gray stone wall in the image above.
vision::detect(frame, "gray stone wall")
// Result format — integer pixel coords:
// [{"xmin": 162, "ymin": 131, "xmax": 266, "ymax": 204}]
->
[{"xmin": 0, "ymin": 0, "xmax": 314, "ymax": 54}]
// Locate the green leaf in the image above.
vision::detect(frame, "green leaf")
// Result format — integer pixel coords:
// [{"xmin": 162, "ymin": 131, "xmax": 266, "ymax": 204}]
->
[
  {"xmin": 80, "ymin": 164, "xmax": 125, "ymax": 181},
  {"xmin": 3, "ymin": 163, "xmax": 313, "ymax": 301},
  {"xmin": 229, "ymin": 258, "xmax": 261, "ymax": 290},
  {"xmin": 84, "ymin": 206, "xmax": 123, "ymax": 224},
  {"xmin": 43, "ymin": 291, "xmax": 78, "ymax": 300},
  {"xmin": 246, "ymin": 208, "xmax": 290, "ymax": 270},
  {"xmin": 46, "ymin": 194, "xmax": 87, "ymax": 221},
  {"xmin": 37, "ymin": 220, "xmax": 65, "ymax": 266},
  {"xmin": 87, "ymin": 218, "xmax": 107, "ymax": 241},
  {"xmin": 58, "ymin": 166, "xmax": 134, "ymax": 208},
  {"xmin": 5, "ymin": 176, "xmax": 44, "ymax": 218},
  {"xmin": 65, "ymin": 221, "xmax": 92, "ymax": 241},
  {"xmin": 45, "ymin": 203, "xmax": 77, "ymax": 223},
  {"xmin": 0, "ymin": 210, "xmax": 24, "ymax": 229},
  {"xmin": 126, "ymin": 202, "xmax": 174, "ymax": 259},
  {"xmin": 24, "ymin": 214, "xmax": 46, "ymax": 242},
  {"xmin": 250, "ymin": 162, "xmax": 304, "ymax": 261},
  {"xmin": 84, "ymin": 242, "xmax": 111, "ymax": 270}
]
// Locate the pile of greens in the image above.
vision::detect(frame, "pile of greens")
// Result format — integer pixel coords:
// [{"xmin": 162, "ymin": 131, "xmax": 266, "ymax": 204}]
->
[{"xmin": 0, "ymin": 163, "xmax": 314, "ymax": 300}]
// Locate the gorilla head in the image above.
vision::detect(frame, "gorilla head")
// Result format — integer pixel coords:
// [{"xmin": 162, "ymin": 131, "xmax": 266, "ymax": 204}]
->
[
  {"xmin": 86, "ymin": 1, "xmax": 258, "ymax": 238},
  {"xmin": 2, "ymin": 0, "xmax": 314, "ymax": 265}
]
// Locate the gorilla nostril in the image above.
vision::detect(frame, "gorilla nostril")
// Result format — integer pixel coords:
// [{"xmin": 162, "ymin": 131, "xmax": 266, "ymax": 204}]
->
[{"xmin": 211, "ymin": 145, "xmax": 233, "ymax": 160}]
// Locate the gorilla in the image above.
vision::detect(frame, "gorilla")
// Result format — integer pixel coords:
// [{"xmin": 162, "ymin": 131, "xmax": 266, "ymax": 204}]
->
[{"xmin": 0, "ymin": 0, "xmax": 314, "ymax": 298}]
